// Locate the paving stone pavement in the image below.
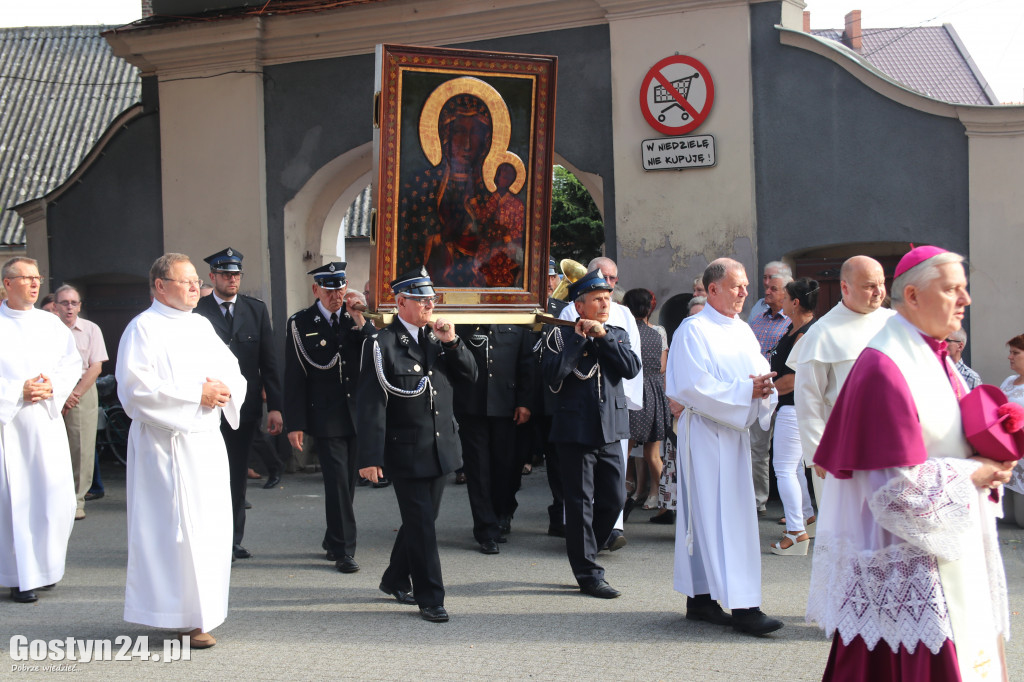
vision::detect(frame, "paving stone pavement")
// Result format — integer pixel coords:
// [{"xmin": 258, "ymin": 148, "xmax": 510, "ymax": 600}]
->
[{"xmin": 2, "ymin": 464, "xmax": 1022, "ymax": 680}]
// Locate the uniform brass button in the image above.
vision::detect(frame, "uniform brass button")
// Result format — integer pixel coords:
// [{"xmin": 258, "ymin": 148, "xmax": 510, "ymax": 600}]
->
[
  {"xmin": 435, "ymin": 432, "xmax": 440, "ymax": 437},
  {"xmin": 428, "ymin": 371, "xmax": 433, "ymax": 376}
]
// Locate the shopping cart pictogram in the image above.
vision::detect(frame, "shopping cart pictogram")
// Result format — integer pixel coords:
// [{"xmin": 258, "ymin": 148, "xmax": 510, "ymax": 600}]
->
[{"xmin": 653, "ymin": 73, "xmax": 700, "ymax": 122}]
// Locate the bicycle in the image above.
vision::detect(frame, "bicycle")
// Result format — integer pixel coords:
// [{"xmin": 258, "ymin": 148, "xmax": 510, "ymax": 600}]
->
[{"xmin": 95, "ymin": 375, "xmax": 131, "ymax": 466}]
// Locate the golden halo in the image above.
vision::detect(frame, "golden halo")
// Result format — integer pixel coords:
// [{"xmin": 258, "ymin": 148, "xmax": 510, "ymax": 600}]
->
[{"xmin": 419, "ymin": 76, "xmax": 526, "ymax": 194}]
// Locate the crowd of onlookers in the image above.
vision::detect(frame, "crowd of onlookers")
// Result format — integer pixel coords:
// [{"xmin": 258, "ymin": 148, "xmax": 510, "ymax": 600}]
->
[{"xmin": 4, "ymin": 251, "xmax": 1023, "ymax": 541}]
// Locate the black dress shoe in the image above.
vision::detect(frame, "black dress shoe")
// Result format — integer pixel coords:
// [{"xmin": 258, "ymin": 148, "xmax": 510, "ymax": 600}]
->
[
  {"xmin": 335, "ymin": 555, "xmax": 360, "ymax": 573},
  {"xmin": 84, "ymin": 491, "xmax": 104, "ymax": 501},
  {"xmin": 263, "ymin": 474, "xmax": 281, "ymax": 489},
  {"xmin": 731, "ymin": 608, "xmax": 784, "ymax": 636},
  {"xmin": 494, "ymin": 535, "xmax": 507, "ymax": 544},
  {"xmin": 244, "ymin": 500, "xmax": 252, "ymax": 510},
  {"xmin": 379, "ymin": 582, "xmax": 417, "ymax": 605},
  {"xmin": 649, "ymin": 510, "xmax": 676, "ymax": 524},
  {"xmin": 454, "ymin": 472, "xmax": 467, "ymax": 485},
  {"xmin": 478, "ymin": 540, "xmax": 500, "ymax": 554},
  {"xmin": 419, "ymin": 605, "xmax": 449, "ymax": 622},
  {"xmin": 233, "ymin": 544, "xmax": 253, "ymax": 559},
  {"xmin": 547, "ymin": 524, "xmax": 565, "ymax": 538},
  {"xmin": 325, "ymin": 550, "xmax": 338, "ymax": 562},
  {"xmin": 372, "ymin": 477, "xmax": 391, "ymax": 488},
  {"xmin": 578, "ymin": 579, "xmax": 621, "ymax": 599},
  {"xmin": 685, "ymin": 596, "xmax": 732, "ymax": 625},
  {"xmin": 622, "ymin": 496, "xmax": 636, "ymax": 522},
  {"xmin": 497, "ymin": 516, "xmax": 512, "ymax": 535},
  {"xmin": 603, "ymin": 529, "xmax": 627, "ymax": 551},
  {"xmin": 10, "ymin": 587, "xmax": 37, "ymax": 603}
]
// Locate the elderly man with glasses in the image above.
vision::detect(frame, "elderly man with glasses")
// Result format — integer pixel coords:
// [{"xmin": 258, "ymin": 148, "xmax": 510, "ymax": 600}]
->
[
  {"xmin": 116, "ymin": 253, "xmax": 246, "ymax": 648},
  {"xmin": 807, "ymin": 246, "xmax": 1013, "ymax": 679},
  {"xmin": 946, "ymin": 328, "xmax": 981, "ymax": 390},
  {"xmin": 284, "ymin": 261, "xmax": 375, "ymax": 574},
  {"xmin": 54, "ymin": 284, "xmax": 108, "ymax": 521},
  {"xmin": 0, "ymin": 257, "xmax": 81, "ymax": 604},
  {"xmin": 357, "ymin": 267, "xmax": 476, "ymax": 623}
]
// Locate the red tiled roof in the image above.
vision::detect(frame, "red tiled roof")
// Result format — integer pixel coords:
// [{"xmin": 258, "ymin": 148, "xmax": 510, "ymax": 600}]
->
[{"xmin": 812, "ymin": 24, "xmax": 997, "ymax": 105}]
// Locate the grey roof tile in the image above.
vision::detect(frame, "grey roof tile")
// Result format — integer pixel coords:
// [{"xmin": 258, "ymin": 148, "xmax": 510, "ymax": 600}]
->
[{"xmin": 0, "ymin": 26, "xmax": 141, "ymax": 247}]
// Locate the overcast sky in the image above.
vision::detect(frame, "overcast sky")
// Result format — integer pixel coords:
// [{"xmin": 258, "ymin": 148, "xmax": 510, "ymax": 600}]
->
[
  {"xmin": 1, "ymin": 0, "xmax": 1022, "ymax": 103},
  {"xmin": 806, "ymin": 0, "xmax": 1024, "ymax": 103}
]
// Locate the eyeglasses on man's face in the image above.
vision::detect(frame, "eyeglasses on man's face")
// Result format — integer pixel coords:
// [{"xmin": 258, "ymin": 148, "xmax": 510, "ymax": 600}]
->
[
  {"xmin": 408, "ymin": 296, "xmax": 438, "ymax": 305},
  {"xmin": 8, "ymin": 275, "xmax": 41, "ymax": 284},
  {"xmin": 161, "ymin": 278, "xmax": 205, "ymax": 290},
  {"xmin": 57, "ymin": 300, "xmax": 81, "ymax": 308}
]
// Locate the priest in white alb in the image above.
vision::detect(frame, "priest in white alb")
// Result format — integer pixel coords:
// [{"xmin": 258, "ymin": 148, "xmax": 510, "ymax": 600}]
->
[
  {"xmin": 116, "ymin": 253, "xmax": 246, "ymax": 649},
  {"xmin": 0, "ymin": 257, "xmax": 81, "ymax": 604},
  {"xmin": 665, "ymin": 258, "xmax": 784, "ymax": 636},
  {"xmin": 786, "ymin": 255, "xmax": 894, "ymax": 504}
]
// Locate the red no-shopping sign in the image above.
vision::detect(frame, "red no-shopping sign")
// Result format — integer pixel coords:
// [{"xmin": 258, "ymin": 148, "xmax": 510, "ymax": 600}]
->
[{"xmin": 639, "ymin": 55, "xmax": 715, "ymax": 136}]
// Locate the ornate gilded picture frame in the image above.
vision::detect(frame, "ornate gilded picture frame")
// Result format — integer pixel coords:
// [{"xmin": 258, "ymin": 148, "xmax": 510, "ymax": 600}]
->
[{"xmin": 370, "ymin": 44, "xmax": 557, "ymax": 313}]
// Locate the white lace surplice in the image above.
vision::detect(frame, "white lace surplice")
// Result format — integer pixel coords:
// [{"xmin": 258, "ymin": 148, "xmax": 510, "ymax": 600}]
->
[
  {"xmin": 807, "ymin": 315, "xmax": 1009, "ymax": 681},
  {"xmin": 808, "ymin": 460, "xmax": 1008, "ymax": 658}
]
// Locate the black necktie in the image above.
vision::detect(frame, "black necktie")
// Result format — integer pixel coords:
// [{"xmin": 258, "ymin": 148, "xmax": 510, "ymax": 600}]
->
[
  {"xmin": 418, "ymin": 327, "xmax": 428, "ymax": 347},
  {"xmin": 330, "ymin": 312, "xmax": 339, "ymax": 332},
  {"xmin": 221, "ymin": 301, "xmax": 233, "ymax": 327}
]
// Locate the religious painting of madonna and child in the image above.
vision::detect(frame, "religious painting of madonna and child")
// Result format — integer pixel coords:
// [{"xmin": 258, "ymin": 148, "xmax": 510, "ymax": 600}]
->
[{"xmin": 370, "ymin": 44, "xmax": 557, "ymax": 311}]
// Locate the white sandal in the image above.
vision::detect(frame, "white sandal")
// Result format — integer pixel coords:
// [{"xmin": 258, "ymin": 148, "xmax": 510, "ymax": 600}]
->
[{"xmin": 770, "ymin": 531, "xmax": 809, "ymax": 556}]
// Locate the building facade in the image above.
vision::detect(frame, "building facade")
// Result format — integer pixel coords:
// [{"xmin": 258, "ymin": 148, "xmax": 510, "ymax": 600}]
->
[{"xmin": 16, "ymin": 0, "xmax": 1024, "ymax": 381}]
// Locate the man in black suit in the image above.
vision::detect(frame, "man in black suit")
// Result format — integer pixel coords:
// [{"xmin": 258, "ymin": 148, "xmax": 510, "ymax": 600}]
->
[
  {"xmin": 194, "ymin": 247, "xmax": 283, "ymax": 560},
  {"xmin": 357, "ymin": 267, "xmax": 476, "ymax": 623},
  {"xmin": 284, "ymin": 262, "xmax": 374, "ymax": 574},
  {"xmin": 542, "ymin": 270, "xmax": 641, "ymax": 599},
  {"xmin": 454, "ymin": 323, "xmax": 534, "ymax": 554}
]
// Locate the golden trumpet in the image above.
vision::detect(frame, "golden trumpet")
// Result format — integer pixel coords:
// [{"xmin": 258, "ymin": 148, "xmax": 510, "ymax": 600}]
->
[{"xmin": 549, "ymin": 258, "xmax": 587, "ymax": 301}]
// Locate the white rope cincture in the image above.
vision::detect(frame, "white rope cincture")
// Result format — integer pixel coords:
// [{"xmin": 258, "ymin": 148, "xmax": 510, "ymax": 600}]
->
[
  {"xmin": 373, "ymin": 339, "xmax": 433, "ymax": 408},
  {"xmin": 681, "ymin": 405, "xmax": 746, "ymax": 556},
  {"xmin": 545, "ymin": 326, "xmax": 602, "ymax": 401}
]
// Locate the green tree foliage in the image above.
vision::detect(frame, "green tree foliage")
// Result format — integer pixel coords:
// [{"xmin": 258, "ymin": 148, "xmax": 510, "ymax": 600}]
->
[{"xmin": 549, "ymin": 166, "xmax": 604, "ymax": 264}]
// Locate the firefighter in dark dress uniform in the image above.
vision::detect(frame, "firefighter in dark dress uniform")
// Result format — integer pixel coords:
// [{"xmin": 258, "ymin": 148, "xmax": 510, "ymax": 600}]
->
[
  {"xmin": 356, "ymin": 267, "xmax": 477, "ymax": 623},
  {"xmin": 453, "ymin": 322, "xmax": 534, "ymax": 553},
  {"xmin": 542, "ymin": 270, "xmax": 641, "ymax": 599},
  {"xmin": 194, "ymin": 247, "xmax": 283, "ymax": 560},
  {"xmin": 283, "ymin": 262, "xmax": 375, "ymax": 574}
]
